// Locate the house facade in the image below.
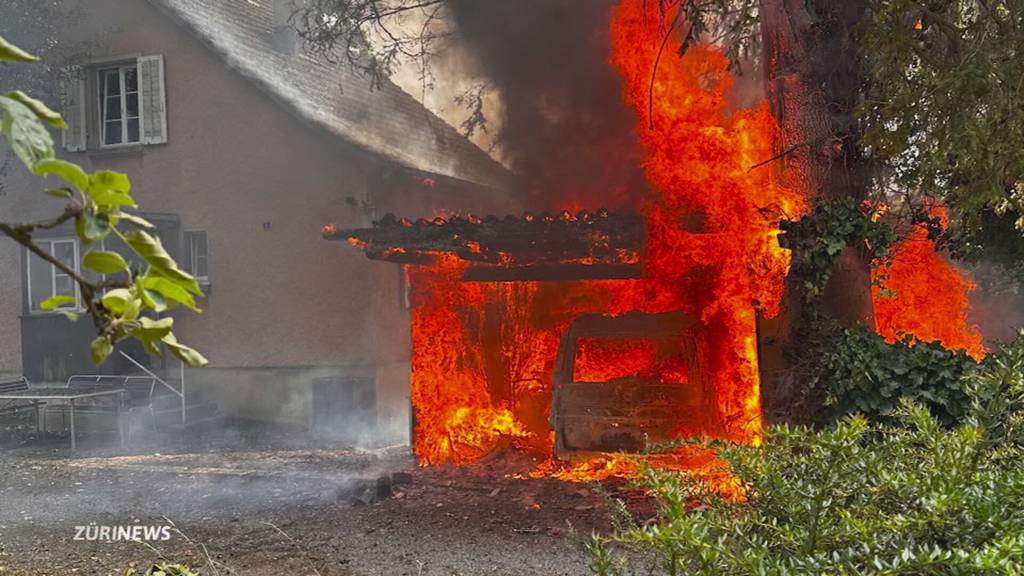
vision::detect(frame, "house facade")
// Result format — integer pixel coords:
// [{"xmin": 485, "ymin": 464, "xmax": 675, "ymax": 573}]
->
[{"xmin": 0, "ymin": 0, "xmax": 515, "ymax": 444}]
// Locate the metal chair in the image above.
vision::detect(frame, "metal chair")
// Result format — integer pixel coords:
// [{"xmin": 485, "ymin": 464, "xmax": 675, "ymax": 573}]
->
[{"xmin": 0, "ymin": 376, "xmax": 45, "ymax": 421}]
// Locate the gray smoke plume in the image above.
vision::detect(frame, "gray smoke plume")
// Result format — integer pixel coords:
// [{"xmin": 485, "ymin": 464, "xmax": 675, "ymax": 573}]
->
[{"xmin": 447, "ymin": 0, "xmax": 647, "ymax": 210}]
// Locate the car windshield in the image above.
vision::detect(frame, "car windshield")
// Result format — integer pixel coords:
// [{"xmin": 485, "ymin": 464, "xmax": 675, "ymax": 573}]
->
[{"xmin": 572, "ymin": 336, "xmax": 689, "ymax": 384}]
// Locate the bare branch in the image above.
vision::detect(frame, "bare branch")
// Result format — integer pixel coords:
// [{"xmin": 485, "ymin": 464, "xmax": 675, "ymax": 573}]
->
[{"xmin": 292, "ymin": 0, "xmax": 448, "ymax": 89}]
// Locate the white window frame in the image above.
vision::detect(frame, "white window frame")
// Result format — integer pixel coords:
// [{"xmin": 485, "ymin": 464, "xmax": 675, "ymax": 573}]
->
[
  {"xmin": 184, "ymin": 230, "xmax": 209, "ymax": 285},
  {"xmin": 26, "ymin": 238, "xmax": 82, "ymax": 314},
  {"xmin": 97, "ymin": 63, "xmax": 142, "ymax": 148}
]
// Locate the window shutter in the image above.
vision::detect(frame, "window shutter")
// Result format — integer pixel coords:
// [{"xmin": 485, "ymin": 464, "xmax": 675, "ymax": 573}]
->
[
  {"xmin": 60, "ymin": 66, "xmax": 86, "ymax": 152},
  {"xmin": 138, "ymin": 54, "xmax": 167, "ymax": 145}
]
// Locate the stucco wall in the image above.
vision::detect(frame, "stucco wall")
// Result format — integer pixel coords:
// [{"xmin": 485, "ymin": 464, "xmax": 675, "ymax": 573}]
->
[{"xmin": 0, "ymin": 0, "xmax": 514, "ymax": 437}]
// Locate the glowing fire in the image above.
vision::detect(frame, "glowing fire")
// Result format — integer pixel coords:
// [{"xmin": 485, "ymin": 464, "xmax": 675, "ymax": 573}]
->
[
  {"xmin": 872, "ymin": 209, "xmax": 986, "ymax": 359},
  {"xmin": 532, "ymin": 444, "xmax": 746, "ymax": 501},
  {"xmin": 406, "ymin": 0, "xmax": 802, "ymax": 485},
  {"xmin": 573, "ymin": 337, "xmax": 690, "ymax": 383}
]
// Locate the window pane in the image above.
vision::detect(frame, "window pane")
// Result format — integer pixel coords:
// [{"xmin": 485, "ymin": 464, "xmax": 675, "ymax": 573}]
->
[
  {"xmin": 127, "ymin": 118, "xmax": 140, "ymax": 143},
  {"xmin": 53, "ymin": 242, "xmax": 75, "ymax": 268},
  {"xmin": 28, "ymin": 249, "xmax": 52, "ymax": 310},
  {"xmin": 54, "ymin": 275, "xmax": 75, "ymax": 304},
  {"xmin": 124, "ymin": 66, "xmax": 138, "ymax": 92},
  {"xmin": 105, "ymin": 97, "xmax": 122, "ymax": 120},
  {"xmin": 126, "ymin": 93, "xmax": 138, "ymax": 118},
  {"xmin": 105, "ymin": 121, "xmax": 122, "ymax": 145},
  {"xmin": 187, "ymin": 232, "xmax": 209, "ymax": 279},
  {"xmin": 105, "ymin": 70, "xmax": 121, "ymax": 95}
]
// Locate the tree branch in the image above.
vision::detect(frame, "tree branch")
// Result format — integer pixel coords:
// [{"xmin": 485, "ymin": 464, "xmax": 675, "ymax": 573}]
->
[
  {"xmin": 648, "ymin": 4, "xmax": 685, "ymax": 130},
  {"xmin": 0, "ymin": 205, "xmax": 112, "ymax": 332},
  {"xmin": 0, "ymin": 202, "xmax": 81, "ymax": 234}
]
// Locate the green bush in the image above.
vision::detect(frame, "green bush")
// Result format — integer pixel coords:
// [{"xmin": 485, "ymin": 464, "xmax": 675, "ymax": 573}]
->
[
  {"xmin": 812, "ymin": 326, "xmax": 978, "ymax": 426},
  {"xmin": 589, "ymin": 334, "xmax": 1024, "ymax": 575}
]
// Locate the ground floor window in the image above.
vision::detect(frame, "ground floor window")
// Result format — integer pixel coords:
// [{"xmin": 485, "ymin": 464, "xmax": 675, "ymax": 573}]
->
[{"xmin": 27, "ymin": 239, "xmax": 79, "ymax": 312}]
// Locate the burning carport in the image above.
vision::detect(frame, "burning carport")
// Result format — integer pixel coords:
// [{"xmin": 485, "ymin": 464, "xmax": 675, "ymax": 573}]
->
[
  {"xmin": 316, "ymin": 0, "xmax": 807, "ymax": 476},
  {"xmin": 322, "ymin": 206, "xmax": 765, "ymax": 469}
]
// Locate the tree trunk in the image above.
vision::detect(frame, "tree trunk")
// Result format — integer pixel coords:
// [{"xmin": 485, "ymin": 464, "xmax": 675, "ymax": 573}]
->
[
  {"xmin": 760, "ymin": 0, "xmax": 876, "ymax": 326},
  {"xmin": 758, "ymin": 0, "xmax": 875, "ymax": 424}
]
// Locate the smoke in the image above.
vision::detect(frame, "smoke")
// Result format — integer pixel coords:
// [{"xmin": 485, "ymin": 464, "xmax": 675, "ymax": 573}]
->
[
  {"xmin": 446, "ymin": 0, "xmax": 647, "ymax": 210},
  {"xmin": 965, "ymin": 261, "xmax": 1024, "ymax": 345}
]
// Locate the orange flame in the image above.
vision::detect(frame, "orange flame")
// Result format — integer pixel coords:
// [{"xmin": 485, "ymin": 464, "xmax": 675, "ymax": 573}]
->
[
  {"xmin": 405, "ymin": 0, "xmax": 803, "ymax": 487},
  {"xmin": 872, "ymin": 209, "xmax": 985, "ymax": 359}
]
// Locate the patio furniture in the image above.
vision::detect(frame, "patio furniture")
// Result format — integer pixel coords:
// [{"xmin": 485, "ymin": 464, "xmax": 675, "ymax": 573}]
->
[
  {"xmin": 45, "ymin": 375, "xmax": 158, "ymax": 441},
  {"xmin": 0, "ymin": 376, "xmax": 45, "ymax": 430},
  {"xmin": 0, "ymin": 384, "xmax": 124, "ymax": 450}
]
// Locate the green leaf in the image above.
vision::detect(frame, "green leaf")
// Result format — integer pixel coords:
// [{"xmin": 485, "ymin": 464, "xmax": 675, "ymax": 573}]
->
[
  {"xmin": 0, "ymin": 94, "xmax": 54, "ymax": 169},
  {"xmin": 76, "ymin": 211, "xmax": 112, "ymax": 242},
  {"xmin": 119, "ymin": 212, "xmax": 155, "ymax": 229},
  {"xmin": 101, "ymin": 289, "xmax": 135, "ymax": 315},
  {"xmin": 87, "ymin": 171, "xmax": 135, "ymax": 207},
  {"xmin": 3, "ymin": 90, "xmax": 66, "ymax": 128},
  {"xmin": 123, "ymin": 231, "xmax": 202, "ymax": 295},
  {"xmin": 139, "ymin": 287, "xmax": 168, "ymax": 313},
  {"xmin": 132, "ymin": 316, "xmax": 174, "ymax": 343},
  {"xmin": 90, "ymin": 335, "xmax": 113, "ymax": 365},
  {"xmin": 161, "ymin": 332, "xmax": 208, "ymax": 367},
  {"xmin": 34, "ymin": 158, "xmax": 89, "ymax": 190},
  {"xmin": 45, "ymin": 187, "xmax": 74, "ymax": 199},
  {"xmin": 83, "ymin": 250, "xmax": 129, "ymax": 274},
  {"xmin": 140, "ymin": 275, "xmax": 198, "ymax": 311},
  {"xmin": 39, "ymin": 295, "xmax": 76, "ymax": 310},
  {"xmin": 0, "ymin": 36, "xmax": 38, "ymax": 62},
  {"xmin": 140, "ymin": 337, "xmax": 162, "ymax": 357},
  {"xmin": 61, "ymin": 310, "xmax": 81, "ymax": 322}
]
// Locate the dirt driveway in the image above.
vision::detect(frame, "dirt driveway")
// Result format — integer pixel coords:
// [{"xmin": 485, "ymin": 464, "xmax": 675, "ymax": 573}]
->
[{"xmin": 0, "ymin": 423, "xmax": 643, "ymax": 576}]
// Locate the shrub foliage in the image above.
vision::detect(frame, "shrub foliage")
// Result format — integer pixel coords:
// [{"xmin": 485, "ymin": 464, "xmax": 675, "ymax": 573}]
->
[
  {"xmin": 588, "ymin": 334, "xmax": 1024, "ymax": 575},
  {"xmin": 812, "ymin": 327, "xmax": 978, "ymax": 426}
]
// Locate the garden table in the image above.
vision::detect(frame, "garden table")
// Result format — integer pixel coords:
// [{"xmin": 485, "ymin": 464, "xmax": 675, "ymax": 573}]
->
[{"xmin": 0, "ymin": 386, "xmax": 125, "ymax": 450}]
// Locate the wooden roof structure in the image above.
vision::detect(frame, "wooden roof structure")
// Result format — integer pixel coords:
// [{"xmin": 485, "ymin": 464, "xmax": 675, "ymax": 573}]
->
[{"xmin": 323, "ymin": 209, "xmax": 646, "ymax": 281}]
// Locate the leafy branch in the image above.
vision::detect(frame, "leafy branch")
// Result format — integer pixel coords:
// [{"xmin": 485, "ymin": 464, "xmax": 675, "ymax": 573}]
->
[
  {"xmin": 779, "ymin": 197, "xmax": 898, "ymax": 300},
  {"xmin": 0, "ymin": 34, "xmax": 207, "ymax": 367}
]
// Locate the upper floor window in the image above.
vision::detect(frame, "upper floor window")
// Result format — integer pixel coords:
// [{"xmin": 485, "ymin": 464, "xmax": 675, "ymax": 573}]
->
[
  {"xmin": 184, "ymin": 230, "xmax": 209, "ymax": 284},
  {"xmin": 99, "ymin": 65, "xmax": 141, "ymax": 146},
  {"xmin": 27, "ymin": 239, "xmax": 80, "ymax": 313},
  {"xmin": 61, "ymin": 54, "xmax": 167, "ymax": 152}
]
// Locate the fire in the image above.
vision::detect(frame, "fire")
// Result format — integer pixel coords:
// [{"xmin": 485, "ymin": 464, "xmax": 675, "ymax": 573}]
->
[
  {"xmin": 608, "ymin": 0, "xmax": 806, "ymax": 444},
  {"xmin": 404, "ymin": 0, "xmax": 803, "ymax": 484},
  {"xmin": 532, "ymin": 445, "xmax": 746, "ymax": 502},
  {"xmin": 872, "ymin": 210, "xmax": 986, "ymax": 359},
  {"xmin": 573, "ymin": 337, "xmax": 689, "ymax": 384},
  {"xmin": 407, "ymin": 255, "xmax": 530, "ymax": 465}
]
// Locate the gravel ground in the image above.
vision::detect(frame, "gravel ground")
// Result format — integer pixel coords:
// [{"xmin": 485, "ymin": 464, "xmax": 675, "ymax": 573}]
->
[{"xmin": 0, "ymin": 418, "xmax": 649, "ymax": 576}]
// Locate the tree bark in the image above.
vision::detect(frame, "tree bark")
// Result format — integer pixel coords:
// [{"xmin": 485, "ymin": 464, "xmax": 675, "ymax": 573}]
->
[
  {"xmin": 760, "ymin": 0, "xmax": 876, "ymax": 327},
  {"xmin": 758, "ymin": 0, "xmax": 876, "ymax": 424}
]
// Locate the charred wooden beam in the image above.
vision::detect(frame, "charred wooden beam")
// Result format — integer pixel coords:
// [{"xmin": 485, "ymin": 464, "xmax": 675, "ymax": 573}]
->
[
  {"xmin": 460, "ymin": 263, "xmax": 642, "ymax": 282},
  {"xmin": 324, "ymin": 209, "xmax": 646, "ymax": 277}
]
